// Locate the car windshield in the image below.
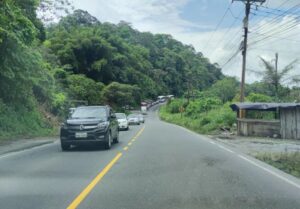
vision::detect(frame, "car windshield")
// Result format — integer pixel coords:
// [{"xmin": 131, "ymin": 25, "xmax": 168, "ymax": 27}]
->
[
  {"xmin": 115, "ymin": 113, "xmax": 126, "ymax": 119},
  {"xmin": 71, "ymin": 107, "xmax": 107, "ymax": 120}
]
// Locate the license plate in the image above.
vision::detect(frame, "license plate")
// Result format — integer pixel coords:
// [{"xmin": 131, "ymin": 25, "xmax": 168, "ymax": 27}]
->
[{"xmin": 75, "ymin": 132, "xmax": 87, "ymax": 138}]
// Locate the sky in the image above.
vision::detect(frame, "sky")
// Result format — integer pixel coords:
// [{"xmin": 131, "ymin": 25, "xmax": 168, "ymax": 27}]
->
[{"xmin": 72, "ymin": 0, "xmax": 300, "ymax": 84}]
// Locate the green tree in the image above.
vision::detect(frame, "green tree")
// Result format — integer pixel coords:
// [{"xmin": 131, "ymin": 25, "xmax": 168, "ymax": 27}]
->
[
  {"xmin": 0, "ymin": 0, "xmax": 50, "ymax": 105},
  {"xmin": 46, "ymin": 10, "xmax": 223, "ymax": 99},
  {"xmin": 101, "ymin": 82, "xmax": 140, "ymax": 107},
  {"xmin": 67, "ymin": 74, "xmax": 104, "ymax": 105},
  {"xmin": 246, "ymin": 93, "xmax": 272, "ymax": 102},
  {"xmin": 208, "ymin": 77, "xmax": 239, "ymax": 103}
]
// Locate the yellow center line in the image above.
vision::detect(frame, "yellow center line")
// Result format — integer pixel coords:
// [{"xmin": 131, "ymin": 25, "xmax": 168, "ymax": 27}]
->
[
  {"xmin": 66, "ymin": 126, "xmax": 146, "ymax": 209},
  {"xmin": 67, "ymin": 152, "xmax": 123, "ymax": 209}
]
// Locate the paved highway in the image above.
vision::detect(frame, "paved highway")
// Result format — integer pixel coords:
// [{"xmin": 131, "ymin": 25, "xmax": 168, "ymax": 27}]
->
[{"xmin": 0, "ymin": 107, "xmax": 300, "ymax": 209}]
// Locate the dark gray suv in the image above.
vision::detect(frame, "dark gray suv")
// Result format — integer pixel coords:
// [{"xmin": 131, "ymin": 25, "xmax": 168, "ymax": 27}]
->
[{"xmin": 60, "ymin": 106, "xmax": 119, "ymax": 151}]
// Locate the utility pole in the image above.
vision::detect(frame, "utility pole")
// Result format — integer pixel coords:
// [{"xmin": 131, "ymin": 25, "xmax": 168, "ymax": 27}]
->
[
  {"xmin": 240, "ymin": 0, "xmax": 250, "ymax": 103},
  {"xmin": 275, "ymin": 52, "xmax": 279, "ymax": 101},
  {"xmin": 233, "ymin": 0, "xmax": 266, "ymax": 103}
]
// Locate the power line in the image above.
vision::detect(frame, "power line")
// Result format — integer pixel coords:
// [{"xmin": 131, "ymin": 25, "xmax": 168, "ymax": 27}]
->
[
  {"xmin": 251, "ymin": 16, "xmax": 299, "ymax": 40},
  {"xmin": 248, "ymin": 47, "xmax": 300, "ymax": 54},
  {"xmin": 202, "ymin": 3, "xmax": 232, "ymax": 55},
  {"xmin": 255, "ymin": 4, "xmax": 300, "ymax": 15},
  {"xmin": 220, "ymin": 47, "xmax": 241, "ymax": 68},
  {"xmin": 250, "ymin": 31, "xmax": 300, "ymax": 43},
  {"xmin": 208, "ymin": 10, "xmax": 243, "ymax": 57},
  {"xmin": 249, "ymin": 17, "xmax": 300, "ymax": 47},
  {"xmin": 251, "ymin": 3, "xmax": 300, "ymax": 34}
]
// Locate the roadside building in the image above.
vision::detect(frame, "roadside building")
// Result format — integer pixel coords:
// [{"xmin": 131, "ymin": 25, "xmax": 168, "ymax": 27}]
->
[{"xmin": 230, "ymin": 103, "xmax": 300, "ymax": 140}]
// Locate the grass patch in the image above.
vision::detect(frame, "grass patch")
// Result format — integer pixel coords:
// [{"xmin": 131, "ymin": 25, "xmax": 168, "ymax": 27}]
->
[
  {"xmin": 159, "ymin": 102, "xmax": 236, "ymax": 134},
  {"xmin": 255, "ymin": 152, "xmax": 300, "ymax": 178},
  {"xmin": 0, "ymin": 103, "xmax": 58, "ymax": 141}
]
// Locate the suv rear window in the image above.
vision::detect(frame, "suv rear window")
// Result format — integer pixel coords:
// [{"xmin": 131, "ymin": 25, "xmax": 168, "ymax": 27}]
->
[{"xmin": 71, "ymin": 107, "xmax": 107, "ymax": 119}]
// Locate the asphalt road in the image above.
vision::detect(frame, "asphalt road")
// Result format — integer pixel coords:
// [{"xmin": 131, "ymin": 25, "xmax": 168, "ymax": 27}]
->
[{"xmin": 1, "ymin": 106, "xmax": 300, "ymax": 209}]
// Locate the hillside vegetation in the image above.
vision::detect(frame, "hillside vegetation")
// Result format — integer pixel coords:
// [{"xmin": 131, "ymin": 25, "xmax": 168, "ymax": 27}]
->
[
  {"xmin": 160, "ymin": 75, "xmax": 300, "ymax": 135},
  {"xmin": 0, "ymin": 1, "xmax": 223, "ymax": 139}
]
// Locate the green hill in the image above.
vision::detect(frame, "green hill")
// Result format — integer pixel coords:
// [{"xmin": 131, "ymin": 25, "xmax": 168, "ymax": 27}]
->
[{"xmin": 0, "ymin": 4, "xmax": 223, "ymax": 139}]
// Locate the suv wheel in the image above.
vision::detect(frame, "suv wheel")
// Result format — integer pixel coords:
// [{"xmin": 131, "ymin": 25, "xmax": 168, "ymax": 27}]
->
[
  {"xmin": 105, "ymin": 132, "xmax": 112, "ymax": 150},
  {"xmin": 113, "ymin": 131, "xmax": 119, "ymax": 144}
]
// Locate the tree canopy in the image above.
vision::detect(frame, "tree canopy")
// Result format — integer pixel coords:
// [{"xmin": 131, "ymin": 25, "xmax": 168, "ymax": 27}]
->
[{"xmin": 46, "ymin": 10, "xmax": 224, "ymax": 100}]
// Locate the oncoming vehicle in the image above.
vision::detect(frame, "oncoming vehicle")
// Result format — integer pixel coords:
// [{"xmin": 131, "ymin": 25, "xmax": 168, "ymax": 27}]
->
[
  {"xmin": 127, "ymin": 114, "xmax": 140, "ymax": 125},
  {"xmin": 60, "ymin": 106, "xmax": 119, "ymax": 151},
  {"xmin": 115, "ymin": 113, "xmax": 129, "ymax": 131}
]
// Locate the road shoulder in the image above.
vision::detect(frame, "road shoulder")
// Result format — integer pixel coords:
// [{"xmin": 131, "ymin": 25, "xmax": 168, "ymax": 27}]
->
[{"xmin": 0, "ymin": 137, "xmax": 57, "ymax": 156}]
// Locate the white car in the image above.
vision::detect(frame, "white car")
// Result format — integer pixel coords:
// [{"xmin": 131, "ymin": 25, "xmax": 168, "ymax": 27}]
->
[
  {"xmin": 115, "ymin": 113, "xmax": 129, "ymax": 130},
  {"xmin": 127, "ymin": 114, "xmax": 140, "ymax": 125},
  {"xmin": 138, "ymin": 114, "xmax": 145, "ymax": 123}
]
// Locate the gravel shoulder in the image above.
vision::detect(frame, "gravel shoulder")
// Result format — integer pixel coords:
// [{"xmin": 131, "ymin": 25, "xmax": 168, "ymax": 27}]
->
[{"xmin": 213, "ymin": 135, "xmax": 300, "ymax": 155}]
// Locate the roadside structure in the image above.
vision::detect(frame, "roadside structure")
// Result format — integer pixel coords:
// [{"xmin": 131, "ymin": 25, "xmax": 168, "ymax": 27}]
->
[{"xmin": 230, "ymin": 103, "xmax": 300, "ymax": 140}]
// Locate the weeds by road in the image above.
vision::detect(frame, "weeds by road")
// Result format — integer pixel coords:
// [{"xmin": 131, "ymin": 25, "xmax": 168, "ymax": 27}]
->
[
  {"xmin": 159, "ymin": 102, "xmax": 235, "ymax": 134},
  {"xmin": 255, "ymin": 152, "xmax": 300, "ymax": 178}
]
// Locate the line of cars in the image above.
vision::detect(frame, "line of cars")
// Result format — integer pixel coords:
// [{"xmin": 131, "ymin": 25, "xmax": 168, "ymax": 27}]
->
[
  {"xmin": 60, "ymin": 106, "xmax": 145, "ymax": 151},
  {"xmin": 116, "ymin": 113, "xmax": 145, "ymax": 129},
  {"xmin": 141, "ymin": 95, "xmax": 174, "ymax": 111}
]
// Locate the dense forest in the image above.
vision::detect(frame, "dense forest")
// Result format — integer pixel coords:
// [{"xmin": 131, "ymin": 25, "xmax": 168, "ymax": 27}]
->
[
  {"xmin": 1, "ymin": 0, "xmax": 299, "ymax": 139},
  {"xmin": 0, "ymin": 1, "xmax": 223, "ymax": 139}
]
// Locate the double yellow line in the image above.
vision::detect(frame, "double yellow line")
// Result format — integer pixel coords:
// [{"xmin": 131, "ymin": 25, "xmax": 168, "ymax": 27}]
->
[{"xmin": 67, "ymin": 126, "xmax": 145, "ymax": 209}]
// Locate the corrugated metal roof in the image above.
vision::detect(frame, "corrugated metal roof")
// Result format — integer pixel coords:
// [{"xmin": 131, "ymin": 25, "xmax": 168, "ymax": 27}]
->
[{"xmin": 230, "ymin": 103, "xmax": 300, "ymax": 111}]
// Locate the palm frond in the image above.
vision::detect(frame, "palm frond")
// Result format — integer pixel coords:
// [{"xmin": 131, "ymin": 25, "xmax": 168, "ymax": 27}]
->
[
  {"xmin": 279, "ymin": 59, "xmax": 299, "ymax": 78},
  {"xmin": 259, "ymin": 56, "xmax": 277, "ymax": 84},
  {"xmin": 292, "ymin": 75, "xmax": 300, "ymax": 84},
  {"xmin": 246, "ymin": 68, "xmax": 264, "ymax": 76}
]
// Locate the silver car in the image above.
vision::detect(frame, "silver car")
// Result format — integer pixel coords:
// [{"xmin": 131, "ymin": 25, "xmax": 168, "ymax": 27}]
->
[
  {"xmin": 127, "ymin": 114, "xmax": 140, "ymax": 125},
  {"xmin": 138, "ymin": 114, "xmax": 145, "ymax": 123}
]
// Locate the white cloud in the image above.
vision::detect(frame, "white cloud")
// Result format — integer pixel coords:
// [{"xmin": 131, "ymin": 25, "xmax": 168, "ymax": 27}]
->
[{"xmin": 72, "ymin": 0, "xmax": 300, "ymax": 84}]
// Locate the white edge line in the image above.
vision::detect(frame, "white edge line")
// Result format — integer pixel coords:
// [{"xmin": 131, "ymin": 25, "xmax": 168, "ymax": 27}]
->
[
  {"xmin": 218, "ymin": 144, "xmax": 234, "ymax": 153},
  {"xmin": 238, "ymin": 154, "xmax": 300, "ymax": 190},
  {"xmin": 163, "ymin": 118, "xmax": 300, "ymax": 190}
]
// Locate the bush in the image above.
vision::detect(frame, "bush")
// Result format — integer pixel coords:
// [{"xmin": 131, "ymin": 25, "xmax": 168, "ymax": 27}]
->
[
  {"xmin": 255, "ymin": 152, "xmax": 300, "ymax": 178},
  {"xmin": 101, "ymin": 82, "xmax": 141, "ymax": 108},
  {"xmin": 0, "ymin": 100, "xmax": 55, "ymax": 140},
  {"xmin": 246, "ymin": 93, "xmax": 273, "ymax": 102},
  {"xmin": 185, "ymin": 98, "xmax": 222, "ymax": 118},
  {"xmin": 160, "ymin": 99, "xmax": 235, "ymax": 134},
  {"xmin": 165, "ymin": 99, "xmax": 186, "ymax": 114},
  {"xmin": 67, "ymin": 74, "xmax": 104, "ymax": 105}
]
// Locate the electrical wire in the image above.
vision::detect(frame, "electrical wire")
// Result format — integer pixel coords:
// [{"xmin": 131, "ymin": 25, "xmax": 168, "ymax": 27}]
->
[
  {"xmin": 202, "ymin": 3, "xmax": 232, "ymax": 55},
  {"xmin": 208, "ymin": 10, "xmax": 243, "ymax": 57},
  {"xmin": 251, "ymin": 2, "xmax": 300, "ymax": 34},
  {"xmin": 249, "ymin": 17, "xmax": 300, "ymax": 47}
]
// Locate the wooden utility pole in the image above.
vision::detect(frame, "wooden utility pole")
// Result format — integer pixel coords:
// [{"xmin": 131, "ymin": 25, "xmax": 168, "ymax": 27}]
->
[
  {"xmin": 233, "ymin": 0, "xmax": 266, "ymax": 103},
  {"xmin": 275, "ymin": 52, "xmax": 279, "ymax": 101},
  {"xmin": 240, "ymin": 0, "xmax": 251, "ymax": 103}
]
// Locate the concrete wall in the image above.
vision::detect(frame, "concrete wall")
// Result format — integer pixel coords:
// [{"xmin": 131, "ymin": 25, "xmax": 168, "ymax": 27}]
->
[{"xmin": 237, "ymin": 118, "xmax": 280, "ymax": 137}]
